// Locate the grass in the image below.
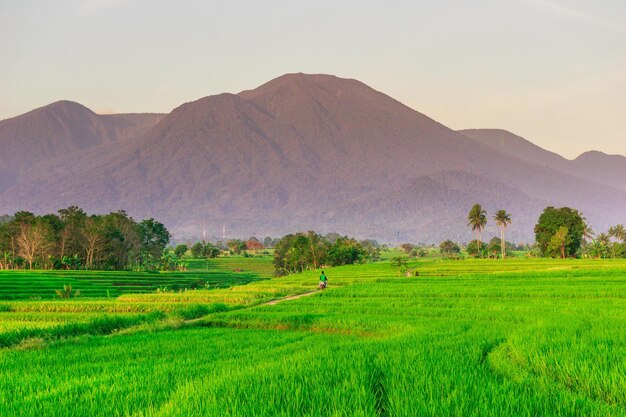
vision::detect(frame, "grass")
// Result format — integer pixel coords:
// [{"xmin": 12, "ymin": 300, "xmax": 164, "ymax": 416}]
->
[
  {"xmin": 0, "ymin": 256, "xmax": 625, "ymax": 416},
  {"xmin": 0, "ymin": 255, "xmax": 273, "ymax": 300}
]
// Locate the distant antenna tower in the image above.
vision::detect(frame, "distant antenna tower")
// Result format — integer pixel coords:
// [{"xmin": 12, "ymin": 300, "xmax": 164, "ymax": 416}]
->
[
  {"xmin": 202, "ymin": 221, "xmax": 206, "ymax": 242},
  {"xmin": 222, "ymin": 224, "xmax": 226, "ymax": 240}
]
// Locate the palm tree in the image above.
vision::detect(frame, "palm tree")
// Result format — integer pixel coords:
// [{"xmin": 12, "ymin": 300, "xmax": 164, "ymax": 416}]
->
[
  {"xmin": 580, "ymin": 219, "xmax": 595, "ymax": 258},
  {"xmin": 467, "ymin": 204, "xmax": 487, "ymax": 254},
  {"xmin": 597, "ymin": 233, "xmax": 611, "ymax": 257},
  {"xmin": 582, "ymin": 220, "xmax": 595, "ymax": 243},
  {"xmin": 493, "ymin": 210, "xmax": 512, "ymax": 259},
  {"xmin": 608, "ymin": 224, "xmax": 625, "ymax": 258}
]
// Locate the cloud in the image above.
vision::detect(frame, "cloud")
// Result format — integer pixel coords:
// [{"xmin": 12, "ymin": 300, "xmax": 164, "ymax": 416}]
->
[{"xmin": 522, "ymin": 0, "xmax": 625, "ymax": 35}]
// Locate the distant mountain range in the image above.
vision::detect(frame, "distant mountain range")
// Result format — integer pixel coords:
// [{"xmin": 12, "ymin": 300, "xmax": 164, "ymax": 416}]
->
[{"xmin": 1, "ymin": 73, "xmax": 624, "ymax": 243}]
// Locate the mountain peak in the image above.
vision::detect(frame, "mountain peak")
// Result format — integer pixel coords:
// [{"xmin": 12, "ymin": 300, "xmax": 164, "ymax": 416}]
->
[
  {"xmin": 38, "ymin": 100, "xmax": 95, "ymax": 115},
  {"xmin": 239, "ymin": 73, "xmax": 368, "ymax": 100},
  {"xmin": 576, "ymin": 150, "xmax": 609, "ymax": 159}
]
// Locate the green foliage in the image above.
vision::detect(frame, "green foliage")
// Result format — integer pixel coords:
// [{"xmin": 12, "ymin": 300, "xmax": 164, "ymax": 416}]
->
[
  {"xmin": 0, "ymin": 207, "xmax": 172, "ymax": 271},
  {"xmin": 174, "ymin": 244, "xmax": 188, "ymax": 258},
  {"xmin": 326, "ymin": 237, "xmax": 366, "ymax": 266},
  {"xmin": 466, "ymin": 240, "xmax": 487, "ymax": 258},
  {"xmin": 547, "ymin": 226, "xmax": 570, "ymax": 258},
  {"xmin": 439, "ymin": 240, "xmax": 460, "ymax": 256},
  {"xmin": 486, "ymin": 237, "xmax": 514, "ymax": 259},
  {"xmin": 534, "ymin": 207, "xmax": 585, "ymax": 257},
  {"xmin": 389, "ymin": 256, "xmax": 408, "ymax": 276},
  {"xmin": 273, "ymin": 232, "xmax": 372, "ymax": 275},
  {"xmin": 467, "ymin": 203, "xmax": 487, "ymax": 247},
  {"xmin": 190, "ymin": 242, "xmax": 220, "ymax": 259},
  {"xmin": 55, "ymin": 284, "xmax": 80, "ymax": 299},
  {"xmin": 191, "ymin": 242, "xmax": 205, "ymax": 258},
  {"xmin": 138, "ymin": 218, "xmax": 171, "ymax": 268},
  {"xmin": 360, "ymin": 239, "xmax": 381, "ymax": 261},
  {"xmin": 226, "ymin": 239, "xmax": 247, "ymax": 255}
]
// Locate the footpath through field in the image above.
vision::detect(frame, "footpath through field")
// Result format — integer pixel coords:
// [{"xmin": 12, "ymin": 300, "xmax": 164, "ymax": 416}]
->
[{"xmin": 264, "ymin": 290, "xmax": 319, "ymax": 305}]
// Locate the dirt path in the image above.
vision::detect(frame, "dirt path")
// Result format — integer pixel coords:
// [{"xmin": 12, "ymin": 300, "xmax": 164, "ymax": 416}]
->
[
  {"xmin": 264, "ymin": 290, "xmax": 320, "ymax": 305},
  {"xmin": 182, "ymin": 290, "xmax": 322, "ymax": 327}
]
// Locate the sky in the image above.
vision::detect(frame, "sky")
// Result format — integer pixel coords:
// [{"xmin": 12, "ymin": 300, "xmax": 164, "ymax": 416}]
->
[{"xmin": 1, "ymin": 0, "xmax": 624, "ymax": 159}]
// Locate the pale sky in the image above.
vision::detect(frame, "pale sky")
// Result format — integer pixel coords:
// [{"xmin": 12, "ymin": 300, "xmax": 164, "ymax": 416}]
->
[{"xmin": 1, "ymin": 0, "xmax": 624, "ymax": 158}]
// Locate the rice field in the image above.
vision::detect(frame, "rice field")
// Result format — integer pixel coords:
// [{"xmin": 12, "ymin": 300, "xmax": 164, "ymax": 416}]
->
[
  {"xmin": 0, "ymin": 256, "xmax": 272, "ymax": 300},
  {"xmin": 0, "ymin": 257, "xmax": 625, "ymax": 416}
]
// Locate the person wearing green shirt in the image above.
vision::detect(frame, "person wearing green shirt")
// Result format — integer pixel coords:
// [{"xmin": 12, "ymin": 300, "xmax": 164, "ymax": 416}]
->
[{"xmin": 319, "ymin": 271, "xmax": 328, "ymax": 289}]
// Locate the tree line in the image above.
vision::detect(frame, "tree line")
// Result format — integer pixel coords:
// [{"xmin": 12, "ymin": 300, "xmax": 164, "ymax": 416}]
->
[
  {"xmin": 0, "ymin": 207, "xmax": 171, "ymax": 270},
  {"xmin": 434, "ymin": 204, "xmax": 625, "ymax": 259},
  {"xmin": 273, "ymin": 231, "xmax": 380, "ymax": 276}
]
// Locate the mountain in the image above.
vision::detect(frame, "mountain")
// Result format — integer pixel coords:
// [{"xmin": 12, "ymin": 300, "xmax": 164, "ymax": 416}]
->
[
  {"xmin": 571, "ymin": 151, "xmax": 626, "ymax": 191},
  {"xmin": 459, "ymin": 129, "xmax": 626, "ymax": 192},
  {"xmin": 0, "ymin": 100, "xmax": 164, "ymax": 192},
  {"xmin": 1, "ymin": 74, "xmax": 624, "ymax": 242}
]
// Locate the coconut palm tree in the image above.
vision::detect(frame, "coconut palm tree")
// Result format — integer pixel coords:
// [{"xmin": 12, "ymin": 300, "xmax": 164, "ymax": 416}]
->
[
  {"xmin": 582, "ymin": 220, "xmax": 595, "ymax": 243},
  {"xmin": 493, "ymin": 210, "xmax": 512, "ymax": 259},
  {"xmin": 580, "ymin": 219, "xmax": 595, "ymax": 258},
  {"xmin": 608, "ymin": 224, "xmax": 625, "ymax": 258},
  {"xmin": 597, "ymin": 233, "xmax": 611, "ymax": 258},
  {"xmin": 467, "ymin": 204, "xmax": 487, "ymax": 254}
]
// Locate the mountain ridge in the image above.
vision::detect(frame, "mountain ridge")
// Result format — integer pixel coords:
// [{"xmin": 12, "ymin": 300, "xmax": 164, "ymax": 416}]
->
[
  {"xmin": 459, "ymin": 128, "xmax": 626, "ymax": 192},
  {"xmin": 1, "ymin": 74, "xmax": 624, "ymax": 242}
]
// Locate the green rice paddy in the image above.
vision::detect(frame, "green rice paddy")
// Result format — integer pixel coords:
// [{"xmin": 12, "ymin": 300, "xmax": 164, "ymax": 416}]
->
[{"xmin": 0, "ymin": 256, "xmax": 625, "ymax": 416}]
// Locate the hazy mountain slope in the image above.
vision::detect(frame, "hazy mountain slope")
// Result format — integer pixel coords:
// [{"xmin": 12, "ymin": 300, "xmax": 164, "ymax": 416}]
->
[
  {"xmin": 0, "ymin": 101, "xmax": 164, "ymax": 192},
  {"xmin": 458, "ymin": 129, "xmax": 570, "ymax": 170},
  {"xmin": 1, "ymin": 74, "xmax": 624, "ymax": 242},
  {"xmin": 459, "ymin": 128, "xmax": 626, "ymax": 192},
  {"xmin": 571, "ymin": 151, "xmax": 626, "ymax": 191}
]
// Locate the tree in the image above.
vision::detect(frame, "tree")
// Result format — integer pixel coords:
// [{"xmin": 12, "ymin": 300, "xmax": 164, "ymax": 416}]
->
[
  {"xmin": 205, "ymin": 243, "xmax": 221, "ymax": 258},
  {"xmin": 547, "ymin": 226, "xmax": 570, "ymax": 258},
  {"xmin": 174, "ymin": 244, "xmax": 188, "ymax": 258},
  {"xmin": 272, "ymin": 232, "xmax": 367, "ymax": 276},
  {"xmin": 466, "ymin": 240, "xmax": 487, "ymax": 258},
  {"xmin": 534, "ymin": 207, "xmax": 585, "ymax": 257},
  {"xmin": 400, "ymin": 243, "xmax": 414, "ymax": 255},
  {"xmin": 326, "ymin": 237, "xmax": 366, "ymax": 266},
  {"xmin": 16, "ymin": 222, "xmax": 49, "ymax": 269},
  {"xmin": 580, "ymin": 219, "xmax": 595, "ymax": 258},
  {"xmin": 138, "ymin": 219, "xmax": 171, "ymax": 269},
  {"xmin": 593, "ymin": 233, "xmax": 611, "ymax": 259},
  {"xmin": 245, "ymin": 238, "xmax": 264, "ymax": 251},
  {"xmin": 608, "ymin": 224, "xmax": 625, "ymax": 258},
  {"xmin": 582, "ymin": 218, "xmax": 595, "ymax": 243},
  {"xmin": 493, "ymin": 210, "xmax": 512, "ymax": 259},
  {"xmin": 360, "ymin": 239, "xmax": 381, "ymax": 261},
  {"xmin": 0, "ymin": 208, "xmax": 174, "ymax": 271},
  {"xmin": 227, "ymin": 239, "xmax": 247, "ymax": 254},
  {"xmin": 58, "ymin": 206, "xmax": 87, "ymax": 259},
  {"xmin": 389, "ymin": 256, "xmax": 408, "ymax": 277},
  {"xmin": 82, "ymin": 216, "xmax": 108, "ymax": 268},
  {"xmin": 263, "ymin": 236, "xmax": 276, "ymax": 248},
  {"xmin": 439, "ymin": 240, "xmax": 460, "ymax": 257},
  {"xmin": 487, "ymin": 237, "xmax": 501, "ymax": 259},
  {"xmin": 191, "ymin": 242, "xmax": 205, "ymax": 258},
  {"xmin": 467, "ymin": 204, "xmax": 487, "ymax": 255}
]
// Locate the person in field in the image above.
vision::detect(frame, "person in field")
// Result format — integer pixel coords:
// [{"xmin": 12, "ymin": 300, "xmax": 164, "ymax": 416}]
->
[{"xmin": 319, "ymin": 270, "xmax": 328, "ymax": 289}]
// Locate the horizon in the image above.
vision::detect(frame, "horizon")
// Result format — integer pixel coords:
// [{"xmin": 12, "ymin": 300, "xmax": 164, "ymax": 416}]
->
[{"xmin": 1, "ymin": 1, "xmax": 625, "ymax": 159}]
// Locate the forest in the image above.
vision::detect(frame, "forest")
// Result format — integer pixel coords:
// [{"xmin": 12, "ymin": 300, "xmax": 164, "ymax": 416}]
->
[{"xmin": 0, "ymin": 207, "xmax": 171, "ymax": 271}]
